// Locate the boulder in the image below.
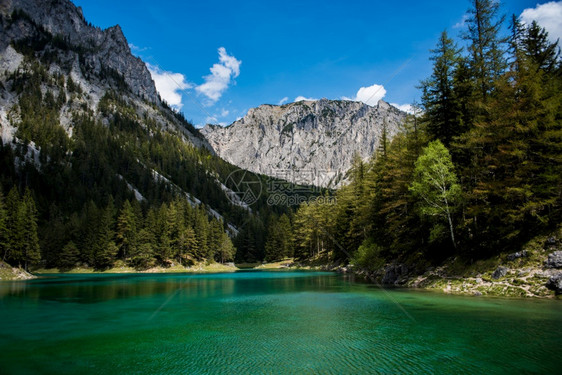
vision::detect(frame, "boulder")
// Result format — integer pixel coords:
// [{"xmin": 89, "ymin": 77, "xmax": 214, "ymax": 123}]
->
[
  {"xmin": 507, "ymin": 250, "xmax": 528, "ymax": 261},
  {"xmin": 381, "ymin": 264, "xmax": 408, "ymax": 285},
  {"xmin": 545, "ymin": 251, "xmax": 562, "ymax": 269},
  {"xmin": 544, "ymin": 236, "xmax": 558, "ymax": 250},
  {"xmin": 546, "ymin": 273, "xmax": 562, "ymax": 294},
  {"xmin": 491, "ymin": 266, "xmax": 507, "ymax": 279}
]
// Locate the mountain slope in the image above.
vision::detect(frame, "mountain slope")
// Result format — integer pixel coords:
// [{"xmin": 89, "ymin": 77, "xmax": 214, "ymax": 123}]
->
[
  {"xmin": 201, "ymin": 99, "xmax": 407, "ymax": 188},
  {"xmin": 0, "ymin": 0, "xmax": 292, "ymax": 269}
]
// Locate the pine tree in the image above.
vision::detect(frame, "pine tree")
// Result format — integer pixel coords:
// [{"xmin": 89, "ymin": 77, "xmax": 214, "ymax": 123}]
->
[
  {"xmin": 3, "ymin": 187, "xmax": 21, "ymax": 263},
  {"xmin": 520, "ymin": 20, "xmax": 560, "ymax": 73},
  {"xmin": 21, "ymin": 189, "xmax": 40, "ymax": 271},
  {"xmin": 131, "ymin": 228, "xmax": 155, "ymax": 269},
  {"xmin": 464, "ymin": 0, "xmax": 507, "ymax": 101},
  {"xmin": 116, "ymin": 200, "xmax": 137, "ymax": 260},
  {"xmin": 93, "ymin": 199, "xmax": 116, "ymax": 269},
  {"xmin": 421, "ymin": 30, "xmax": 463, "ymax": 146},
  {"xmin": 59, "ymin": 241, "xmax": 80, "ymax": 271},
  {"xmin": 217, "ymin": 232, "xmax": 235, "ymax": 263},
  {"xmin": 0, "ymin": 190, "xmax": 7, "ymax": 262}
]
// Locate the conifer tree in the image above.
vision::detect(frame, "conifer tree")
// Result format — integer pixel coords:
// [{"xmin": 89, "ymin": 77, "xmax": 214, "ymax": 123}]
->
[
  {"xmin": 21, "ymin": 188, "xmax": 40, "ymax": 270},
  {"xmin": 4, "ymin": 187, "xmax": 22, "ymax": 264},
  {"xmin": 94, "ymin": 198, "xmax": 116, "ymax": 269},
  {"xmin": 116, "ymin": 200, "xmax": 137, "ymax": 260},
  {"xmin": 421, "ymin": 31, "xmax": 462, "ymax": 146},
  {"xmin": 464, "ymin": 0, "xmax": 507, "ymax": 101},
  {"xmin": 59, "ymin": 241, "xmax": 80, "ymax": 271},
  {"xmin": 0, "ymin": 191, "xmax": 7, "ymax": 261},
  {"xmin": 217, "ymin": 232, "xmax": 235, "ymax": 263}
]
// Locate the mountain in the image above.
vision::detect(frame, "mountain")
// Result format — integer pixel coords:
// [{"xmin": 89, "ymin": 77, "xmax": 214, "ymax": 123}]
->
[
  {"xmin": 201, "ymin": 99, "xmax": 407, "ymax": 188},
  {"xmin": 0, "ymin": 0, "xmax": 291, "ymax": 269}
]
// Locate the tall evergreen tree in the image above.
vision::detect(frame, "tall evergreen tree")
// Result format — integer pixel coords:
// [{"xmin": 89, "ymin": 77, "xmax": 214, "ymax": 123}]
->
[
  {"xmin": 421, "ymin": 31, "xmax": 463, "ymax": 146},
  {"xmin": 0, "ymin": 190, "xmax": 7, "ymax": 262},
  {"xmin": 464, "ymin": 0, "xmax": 507, "ymax": 101},
  {"xmin": 4, "ymin": 187, "xmax": 22, "ymax": 263},
  {"xmin": 21, "ymin": 189, "xmax": 40, "ymax": 270},
  {"xmin": 116, "ymin": 200, "xmax": 137, "ymax": 260},
  {"xmin": 93, "ymin": 198, "xmax": 117, "ymax": 269}
]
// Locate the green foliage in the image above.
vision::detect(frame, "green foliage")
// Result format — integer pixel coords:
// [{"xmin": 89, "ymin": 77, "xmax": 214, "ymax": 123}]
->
[
  {"xmin": 264, "ymin": 214, "xmax": 293, "ymax": 262},
  {"xmin": 351, "ymin": 238, "xmax": 384, "ymax": 271},
  {"xmin": 289, "ymin": 0, "xmax": 562, "ymax": 269},
  {"xmin": 58, "ymin": 241, "xmax": 80, "ymax": 271},
  {"xmin": 410, "ymin": 140, "xmax": 462, "ymax": 247}
]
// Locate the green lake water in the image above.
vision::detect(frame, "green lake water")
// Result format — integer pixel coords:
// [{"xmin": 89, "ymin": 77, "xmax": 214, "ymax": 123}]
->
[{"xmin": 0, "ymin": 271, "xmax": 561, "ymax": 374}]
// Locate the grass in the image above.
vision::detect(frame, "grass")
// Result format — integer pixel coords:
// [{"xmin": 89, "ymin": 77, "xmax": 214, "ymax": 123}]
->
[{"xmin": 35, "ymin": 261, "xmax": 238, "ymax": 275}]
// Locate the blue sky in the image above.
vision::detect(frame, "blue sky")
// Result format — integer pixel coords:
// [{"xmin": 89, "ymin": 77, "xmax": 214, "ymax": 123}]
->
[{"xmin": 73, "ymin": 0, "xmax": 560, "ymax": 127}]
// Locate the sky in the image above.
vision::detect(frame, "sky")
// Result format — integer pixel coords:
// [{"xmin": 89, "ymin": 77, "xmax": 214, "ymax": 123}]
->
[{"xmin": 72, "ymin": 0, "xmax": 562, "ymax": 127}]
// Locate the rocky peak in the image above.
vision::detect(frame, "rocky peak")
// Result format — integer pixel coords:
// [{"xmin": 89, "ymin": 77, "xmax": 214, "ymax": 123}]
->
[
  {"xmin": 2, "ymin": 0, "xmax": 158, "ymax": 102},
  {"xmin": 201, "ymin": 99, "xmax": 407, "ymax": 188}
]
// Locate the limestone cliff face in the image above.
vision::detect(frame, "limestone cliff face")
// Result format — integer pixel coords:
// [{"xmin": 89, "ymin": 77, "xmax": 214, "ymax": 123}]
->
[
  {"xmin": 1, "ymin": 0, "xmax": 158, "ymax": 102},
  {"xmin": 201, "ymin": 99, "xmax": 406, "ymax": 187}
]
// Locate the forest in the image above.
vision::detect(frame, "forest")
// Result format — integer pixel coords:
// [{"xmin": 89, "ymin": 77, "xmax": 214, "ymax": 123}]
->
[
  {"xmin": 1, "ymin": 0, "xmax": 561, "ymax": 273},
  {"xmin": 265, "ymin": 0, "xmax": 562, "ymax": 270},
  {"xmin": 0, "ymin": 8, "xmax": 305, "ymax": 270}
]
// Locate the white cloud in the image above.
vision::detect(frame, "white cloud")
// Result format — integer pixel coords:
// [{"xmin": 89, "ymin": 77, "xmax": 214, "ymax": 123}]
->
[
  {"xmin": 294, "ymin": 96, "xmax": 318, "ymax": 102},
  {"xmin": 146, "ymin": 63, "xmax": 192, "ymax": 110},
  {"xmin": 220, "ymin": 109, "xmax": 229, "ymax": 117},
  {"xmin": 520, "ymin": 1, "xmax": 562, "ymax": 43},
  {"xmin": 204, "ymin": 116, "xmax": 226, "ymax": 126},
  {"xmin": 196, "ymin": 47, "xmax": 241, "ymax": 105},
  {"xmin": 129, "ymin": 43, "xmax": 148, "ymax": 53},
  {"xmin": 278, "ymin": 97, "xmax": 289, "ymax": 105},
  {"xmin": 342, "ymin": 83, "xmax": 386, "ymax": 106},
  {"xmin": 453, "ymin": 14, "xmax": 469, "ymax": 29},
  {"xmin": 390, "ymin": 103, "xmax": 415, "ymax": 114}
]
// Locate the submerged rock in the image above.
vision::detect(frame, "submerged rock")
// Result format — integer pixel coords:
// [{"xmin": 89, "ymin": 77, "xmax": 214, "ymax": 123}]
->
[
  {"xmin": 491, "ymin": 266, "xmax": 508, "ymax": 279},
  {"xmin": 545, "ymin": 251, "xmax": 562, "ymax": 269}
]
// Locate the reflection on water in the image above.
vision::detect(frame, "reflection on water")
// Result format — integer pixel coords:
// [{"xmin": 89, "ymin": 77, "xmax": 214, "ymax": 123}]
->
[{"xmin": 0, "ymin": 271, "xmax": 561, "ymax": 374}]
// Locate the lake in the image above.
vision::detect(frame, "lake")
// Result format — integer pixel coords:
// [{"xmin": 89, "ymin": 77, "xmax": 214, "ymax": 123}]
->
[{"xmin": 0, "ymin": 271, "xmax": 560, "ymax": 374}]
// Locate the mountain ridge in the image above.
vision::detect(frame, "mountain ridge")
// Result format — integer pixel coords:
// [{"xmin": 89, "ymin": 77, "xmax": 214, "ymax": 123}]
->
[{"xmin": 201, "ymin": 98, "xmax": 407, "ymax": 187}]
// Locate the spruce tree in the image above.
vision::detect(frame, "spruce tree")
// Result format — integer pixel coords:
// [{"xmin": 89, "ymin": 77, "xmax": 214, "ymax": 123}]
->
[
  {"xmin": 464, "ymin": 0, "xmax": 507, "ymax": 101},
  {"xmin": 4, "ymin": 187, "xmax": 22, "ymax": 264},
  {"xmin": 421, "ymin": 30, "xmax": 462, "ymax": 146},
  {"xmin": 116, "ymin": 200, "xmax": 137, "ymax": 260},
  {"xmin": 0, "ymin": 190, "xmax": 7, "ymax": 262},
  {"xmin": 59, "ymin": 241, "xmax": 80, "ymax": 271},
  {"xmin": 21, "ymin": 189, "xmax": 40, "ymax": 271}
]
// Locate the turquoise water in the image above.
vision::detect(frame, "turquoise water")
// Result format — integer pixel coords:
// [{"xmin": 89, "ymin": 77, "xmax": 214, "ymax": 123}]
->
[{"xmin": 0, "ymin": 271, "xmax": 561, "ymax": 374}]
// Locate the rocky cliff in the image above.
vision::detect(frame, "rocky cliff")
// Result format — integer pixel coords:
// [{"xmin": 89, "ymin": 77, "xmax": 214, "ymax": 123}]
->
[
  {"xmin": 201, "ymin": 99, "xmax": 407, "ymax": 187},
  {"xmin": 0, "ymin": 0, "xmax": 158, "ymax": 102}
]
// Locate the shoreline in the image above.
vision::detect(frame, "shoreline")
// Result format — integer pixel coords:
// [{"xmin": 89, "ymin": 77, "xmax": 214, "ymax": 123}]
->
[{"xmin": 3, "ymin": 255, "xmax": 560, "ymax": 300}]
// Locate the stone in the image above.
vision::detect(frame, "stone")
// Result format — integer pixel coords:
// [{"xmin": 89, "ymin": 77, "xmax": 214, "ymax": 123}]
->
[
  {"xmin": 507, "ymin": 250, "xmax": 528, "ymax": 261},
  {"xmin": 475, "ymin": 277, "xmax": 483, "ymax": 284},
  {"xmin": 473, "ymin": 291, "xmax": 482, "ymax": 296},
  {"xmin": 546, "ymin": 273, "xmax": 562, "ymax": 294},
  {"xmin": 201, "ymin": 99, "xmax": 407, "ymax": 188},
  {"xmin": 491, "ymin": 266, "xmax": 508, "ymax": 280},
  {"xmin": 381, "ymin": 264, "xmax": 408, "ymax": 285},
  {"xmin": 545, "ymin": 251, "xmax": 562, "ymax": 268},
  {"xmin": 4, "ymin": 0, "xmax": 159, "ymax": 103},
  {"xmin": 544, "ymin": 236, "xmax": 558, "ymax": 249}
]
